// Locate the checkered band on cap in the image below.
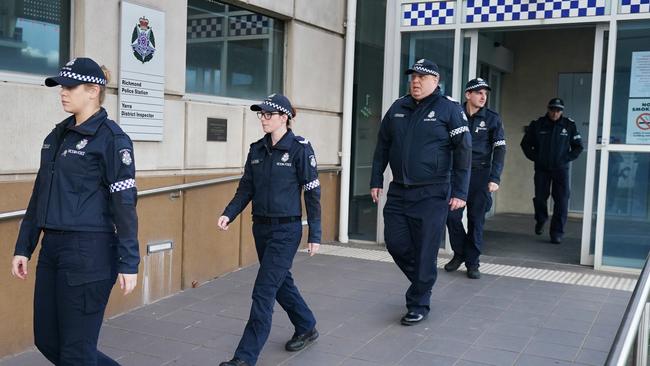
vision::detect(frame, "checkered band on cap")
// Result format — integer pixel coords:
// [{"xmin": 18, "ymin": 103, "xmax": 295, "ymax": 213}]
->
[
  {"xmin": 60, "ymin": 70, "xmax": 107, "ymax": 85},
  {"xmin": 262, "ymin": 100, "xmax": 293, "ymax": 118},
  {"xmin": 109, "ymin": 178, "xmax": 136, "ymax": 193},
  {"xmin": 450, "ymin": 126, "xmax": 469, "ymax": 137},
  {"xmin": 411, "ymin": 64, "xmax": 440, "ymax": 77},
  {"xmin": 303, "ymin": 179, "xmax": 320, "ymax": 192},
  {"xmin": 465, "ymin": 80, "xmax": 490, "ymax": 92}
]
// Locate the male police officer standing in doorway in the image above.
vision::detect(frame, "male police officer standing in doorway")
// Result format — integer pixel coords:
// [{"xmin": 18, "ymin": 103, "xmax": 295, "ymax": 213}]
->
[
  {"xmin": 370, "ymin": 59, "xmax": 471, "ymax": 326},
  {"xmin": 445, "ymin": 78, "xmax": 506, "ymax": 279},
  {"xmin": 521, "ymin": 98, "xmax": 583, "ymax": 244}
]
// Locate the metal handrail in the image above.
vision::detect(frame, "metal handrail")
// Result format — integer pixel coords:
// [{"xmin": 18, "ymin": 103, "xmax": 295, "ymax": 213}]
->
[
  {"xmin": 606, "ymin": 252, "xmax": 650, "ymax": 366},
  {"xmin": 0, "ymin": 166, "xmax": 341, "ymax": 221}
]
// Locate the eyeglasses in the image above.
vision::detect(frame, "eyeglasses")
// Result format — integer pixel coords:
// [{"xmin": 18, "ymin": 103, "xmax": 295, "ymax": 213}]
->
[{"xmin": 257, "ymin": 111, "xmax": 280, "ymax": 120}]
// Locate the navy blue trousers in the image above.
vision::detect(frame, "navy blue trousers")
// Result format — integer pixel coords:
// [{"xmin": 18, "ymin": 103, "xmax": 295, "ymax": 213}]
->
[
  {"xmin": 384, "ymin": 182, "xmax": 450, "ymax": 315},
  {"xmin": 234, "ymin": 221, "xmax": 316, "ymax": 365},
  {"xmin": 34, "ymin": 231, "xmax": 118, "ymax": 366},
  {"xmin": 446, "ymin": 167, "xmax": 491, "ymax": 269},
  {"xmin": 533, "ymin": 168, "xmax": 570, "ymax": 239}
]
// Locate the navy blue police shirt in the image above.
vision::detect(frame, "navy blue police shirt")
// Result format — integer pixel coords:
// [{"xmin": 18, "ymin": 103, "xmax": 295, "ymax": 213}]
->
[
  {"xmin": 465, "ymin": 103, "xmax": 507, "ymax": 184},
  {"xmin": 520, "ymin": 115, "xmax": 584, "ymax": 171},
  {"xmin": 370, "ymin": 88, "xmax": 472, "ymax": 200},
  {"xmin": 222, "ymin": 130, "xmax": 322, "ymax": 243},
  {"xmin": 14, "ymin": 108, "xmax": 140, "ymax": 274}
]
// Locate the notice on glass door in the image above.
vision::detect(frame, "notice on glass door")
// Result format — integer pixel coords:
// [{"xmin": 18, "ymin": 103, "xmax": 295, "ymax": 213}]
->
[
  {"xmin": 630, "ymin": 51, "xmax": 650, "ymax": 98},
  {"xmin": 626, "ymin": 99, "xmax": 650, "ymax": 144},
  {"xmin": 119, "ymin": 1, "xmax": 165, "ymax": 141}
]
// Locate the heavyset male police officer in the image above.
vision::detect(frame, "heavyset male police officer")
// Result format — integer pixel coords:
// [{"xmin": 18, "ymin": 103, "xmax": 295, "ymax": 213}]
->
[
  {"xmin": 445, "ymin": 78, "xmax": 506, "ymax": 279},
  {"xmin": 217, "ymin": 94, "xmax": 320, "ymax": 366},
  {"xmin": 10, "ymin": 57, "xmax": 139, "ymax": 365},
  {"xmin": 521, "ymin": 98, "xmax": 584, "ymax": 244},
  {"xmin": 370, "ymin": 59, "xmax": 471, "ymax": 325}
]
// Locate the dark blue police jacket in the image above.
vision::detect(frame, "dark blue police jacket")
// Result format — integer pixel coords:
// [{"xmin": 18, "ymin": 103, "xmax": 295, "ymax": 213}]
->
[
  {"xmin": 465, "ymin": 103, "xmax": 507, "ymax": 184},
  {"xmin": 222, "ymin": 130, "xmax": 322, "ymax": 243},
  {"xmin": 370, "ymin": 88, "xmax": 472, "ymax": 200},
  {"xmin": 14, "ymin": 108, "xmax": 140, "ymax": 274},
  {"xmin": 521, "ymin": 115, "xmax": 584, "ymax": 171}
]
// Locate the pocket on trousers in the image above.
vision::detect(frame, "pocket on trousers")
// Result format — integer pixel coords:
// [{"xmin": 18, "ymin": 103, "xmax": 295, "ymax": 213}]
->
[{"xmin": 66, "ymin": 270, "xmax": 114, "ymax": 314}]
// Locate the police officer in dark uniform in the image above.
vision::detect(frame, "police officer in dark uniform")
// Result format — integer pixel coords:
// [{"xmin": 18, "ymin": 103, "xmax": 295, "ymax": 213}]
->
[
  {"xmin": 445, "ymin": 78, "xmax": 506, "ymax": 279},
  {"xmin": 520, "ymin": 98, "xmax": 583, "ymax": 244},
  {"xmin": 10, "ymin": 57, "xmax": 139, "ymax": 365},
  {"xmin": 370, "ymin": 59, "xmax": 472, "ymax": 325},
  {"xmin": 217, "ymin": 94, "xmax": 320, "ymax": 366}
]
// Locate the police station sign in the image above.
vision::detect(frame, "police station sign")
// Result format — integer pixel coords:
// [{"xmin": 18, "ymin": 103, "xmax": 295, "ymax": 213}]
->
[
  {"xmin": 626, "ymin": 99, "xmax": 650, "ymax": 144},
  {"xmin": 119, "ymin": 1, "xmax": 165, "ymax": 141}
]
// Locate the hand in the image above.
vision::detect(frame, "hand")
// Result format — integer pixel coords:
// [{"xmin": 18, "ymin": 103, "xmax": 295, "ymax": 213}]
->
[
  {"xmin": 118, "ymin": 273, "xmax": 138, "ymax": 295},
  {"xmin": 449, "ymin": 197, "xmax": 466, "ymax": 211},
  {"xmin": 307, "ymin": 243, "xmax": 320, "ymax": 256},
  {"xmin": 488, "ymin": 182, "xmax": 499, "ymax": 193},
  {"xmin": 11, "ymin": 255, "xmax": 29, "ymax": 280},
  {"xmin": 370, "ymin": 188, "xmax": 383, "ymax": 203},
  {"xmin": 217, "ymin": 215, "xmax": 230, "ymax": 231}
]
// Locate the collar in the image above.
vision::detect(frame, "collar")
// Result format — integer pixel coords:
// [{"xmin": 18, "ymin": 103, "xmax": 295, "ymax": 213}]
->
[
  {"xmin": 65, "ymin": 108, "xmax": 107, "ymax": 136},
  {"xmin": 464, "ymin": 102, "xmax": 486, "ymax": 119},
  {"xmin": 405, "ymin": 88, "xmax": 441, "ymax": 110},
  {"xmin": 263, "ymin": 129, "xmax": 295, "ymax": 151}
]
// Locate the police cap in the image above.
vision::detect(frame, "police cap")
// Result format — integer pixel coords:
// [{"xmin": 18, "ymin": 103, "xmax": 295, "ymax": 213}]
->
[{"xmin": 45, "ymin": 57, "xmax": 107, "ymax": 87}]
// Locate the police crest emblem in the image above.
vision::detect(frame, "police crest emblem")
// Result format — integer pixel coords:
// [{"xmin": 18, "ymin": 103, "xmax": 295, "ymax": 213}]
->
[
  {"xmin": 121, "ymin": 149, "xmax": 133, "ymax": 165},
  {"xmin": 131, "ymin": 16, "xmax": 156, "ymax": 63},
  {"xmin": 309, "ymin": 155, "xmax": 317, "ymax": 168},
  {"xmin": 480, "ymin": 121, "xmax": 486, "ymax": 128},
  {"xmin": 281, "ymin": 152, "xmax": 290, "ymax": 162},
  {"xmin": 428, "ymin": 110, "xmax": 436, "ymax": 118},
  {"xmin": 76, "ymin": 138, "xmax": 88, "ymax": 150}
]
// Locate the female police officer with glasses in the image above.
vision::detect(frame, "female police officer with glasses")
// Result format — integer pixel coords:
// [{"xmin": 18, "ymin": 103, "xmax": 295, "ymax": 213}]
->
[
  {"xmin": 217, "ymin": 93, "xmax": 321, "ymax": 366},
  {"xmin": 10, "ymin": 57, "xmax": 139, "ymax": 365}
]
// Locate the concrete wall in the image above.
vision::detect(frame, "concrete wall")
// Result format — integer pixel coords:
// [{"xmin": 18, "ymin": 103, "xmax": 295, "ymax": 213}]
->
[
  {"xmin": 0, "ymin": 0, "xmax": 345, "ymax": 358},
  {"xmin": 496, "ymin": 27, "xmax": 595, "ymax": 214}
]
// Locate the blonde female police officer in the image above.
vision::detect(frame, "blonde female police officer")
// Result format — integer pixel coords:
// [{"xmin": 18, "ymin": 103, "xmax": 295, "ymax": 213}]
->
[
  {"xmin": 217, "ymin": 94, "xmax": 321, "ymax": 366},
  {"xmin": 10, "ymin": 57, "xmax": 139, "ymax": 365}
]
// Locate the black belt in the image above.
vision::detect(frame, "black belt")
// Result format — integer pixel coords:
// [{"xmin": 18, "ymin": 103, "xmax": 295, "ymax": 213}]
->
[
  {"xmin": 252, "ymin": 216, "xmax": 301, "ymax": 225},
  {"xmin": 43, "ymin": 229, "xmax": 71, "ymax": 234}
]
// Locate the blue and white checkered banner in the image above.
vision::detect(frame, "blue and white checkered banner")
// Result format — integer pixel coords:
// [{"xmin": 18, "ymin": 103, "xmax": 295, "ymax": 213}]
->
[
  {"xmin": 620, "ymin": 0, "xmax": 650, "ymax": 13},
  {"xmin": 402, "ymin": 2, "xmax": 456, "ymax": 26},
  {"xmin": 187, "ymin": 16, "xmax": 224, "ymax": 42},
  {"xmin": 229, "ymin": 14, "xmax": 271, "ymax": 36},
  {"xmin": 465, "ymin": 0, "xmax": 606, "ymax": 23}
]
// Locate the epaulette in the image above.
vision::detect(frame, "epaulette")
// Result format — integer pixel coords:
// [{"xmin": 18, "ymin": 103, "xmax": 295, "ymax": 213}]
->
[
  {"xmin": 294, "ymin": 135, "xmax": 310, "ymax": 145},
  {"xmin": 104, "ymin": 119, "xmax": 127, "ymax": 136},
  {"xmin": 445, "ymin": 95, "xmax": 460, "ymax": 104}
]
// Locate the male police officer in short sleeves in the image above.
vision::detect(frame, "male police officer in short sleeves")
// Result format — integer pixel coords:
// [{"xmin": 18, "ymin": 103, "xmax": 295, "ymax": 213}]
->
[{"xmin": 370, "ymin": 59, "xmax": 471, "ymax": 325}]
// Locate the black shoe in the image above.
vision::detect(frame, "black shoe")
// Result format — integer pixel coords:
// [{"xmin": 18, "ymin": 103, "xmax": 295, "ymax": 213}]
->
[
  {"xmin": 467, "ymin": 268, "xmax": 481, "ymax": 279},
  {"xmin": 219, "ymin": 358, "xmax": 249, "ymax": 366},
  {"xmin": 400, "ymin": 311, "xmax": 426, "ymax": 326},
  {"xmin": 285, "ymin": 328, "xmax": 319, "ymax": 352},
  {"xmin": 444, "ymin": 256, "xmax": 464, "ymax": 272},
  {"xmin": 550, "ymin": 237, "xmax": 562, "ymax": 244},
  {"xmin": 535, "ymin": 222, "xmax": 544, "ymax": 235}
]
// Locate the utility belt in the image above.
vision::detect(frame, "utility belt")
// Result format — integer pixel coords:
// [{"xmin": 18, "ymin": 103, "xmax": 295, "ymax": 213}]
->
[{"xmin": 252, "ymin": 216, "xmax": 302, "ymax": 225}]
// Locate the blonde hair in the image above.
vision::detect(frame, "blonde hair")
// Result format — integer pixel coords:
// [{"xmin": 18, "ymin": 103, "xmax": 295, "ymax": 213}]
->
[{"xmin": 98, "ymin": 65, "xmax": 111, "ymax": 105}]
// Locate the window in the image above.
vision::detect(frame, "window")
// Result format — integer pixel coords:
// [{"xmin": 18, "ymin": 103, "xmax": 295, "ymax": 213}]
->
[
  {"xmin": 400, "ymin": 31, "xmax": 455, "ymax": 96},
  {"xmin": 186, "ymin": 0, "xmax": 284, "ymax": 99},
  {"xmin": 0, "ymin": 0, "xmax": 71, "ymax": 76}
]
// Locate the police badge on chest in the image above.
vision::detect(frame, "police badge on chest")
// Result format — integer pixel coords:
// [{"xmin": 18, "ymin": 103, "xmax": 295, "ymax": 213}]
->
[{"xmin": 276, "ymin": 152, "xmax": 292, "ymax": 167}]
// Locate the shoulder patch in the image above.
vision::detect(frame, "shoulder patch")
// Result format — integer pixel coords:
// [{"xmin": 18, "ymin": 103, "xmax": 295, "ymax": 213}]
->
[{"xmin": 445, "ymin": 95, "xmax": 459, "ymax": 103}]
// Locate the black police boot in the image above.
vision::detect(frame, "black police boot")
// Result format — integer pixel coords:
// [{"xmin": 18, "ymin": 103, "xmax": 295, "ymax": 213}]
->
[
  {"xmin": 285, "ymin": 328, "xmax": 319, "ymax": 352},
  {"xmin": 535, "ymin": 222, "xmax": 545, "ymax": 235},
  {"xmin": 400, "ymin": 311, "xmax": 427, "ymax": 326},
  {"xmin": 444, "ymin": 256, "xmax": 464, "ymax": 272},
  {"xmin": 550, "ymin": 236, "xmax": 562, "ymax": 244},
  {"xmin": 219, "ymin": 358, "xmax": 249, "ymax": 366},
  {"xmin": 467, "ymin": 267, "xmax": 481, "ymax": 279}
]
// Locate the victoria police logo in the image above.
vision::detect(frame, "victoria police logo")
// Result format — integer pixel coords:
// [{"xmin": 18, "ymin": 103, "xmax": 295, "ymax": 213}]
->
[
  {"xmin": 267, "ymin": 93, "xmax": 276, "ymax": 100},
  {"xmin": 65, "ymin": 58, "xmax": 76, "ymax": 67},
  {"xmin": 76, "ymin": 138, "xmax": 88, "ymax": 150},
  {"xmin": 281, "ymin": 152, "xmax": 290, "ymax": 162},
  {"xmin": 480, "ymin": 121, "xmax": 486, "ymax": 128},
  {"xmin": 131, "ymin": 16, "xmax": 156, "ymax": 63},
  {"xmin": 561, "ymin": 128, "xmax": 568, "ymax": 136},
  {"xmin": 428, "ymin": 110, "xmax": 436, "ymax": 119},
  {"xmin": 309, "ymin": 155, "xmax": 317, "ymax": 168},
  {"xmin": 416, "ymin": 59, "xmax": 425, "ymax": 64},
  {"xmin": 120, "ymin": 149, "xmax": 133, "ymax": 165}
]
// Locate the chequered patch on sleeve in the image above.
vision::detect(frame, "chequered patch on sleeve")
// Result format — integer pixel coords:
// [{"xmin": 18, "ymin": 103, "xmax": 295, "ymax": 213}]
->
[
  {"xmin": 303, "ymin": 179, "xmax": 320, "ymax": 192},
  {"xmin": 109, "ymin": 178, "xmax": 136, "ymax": 193},
  {"xmin": 450, "ymin": 126, "xmax": 470, "ymax": 137},
  {"xmin": 493, "ymin": 140, "xmax": 507, "ymax": 147}
]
